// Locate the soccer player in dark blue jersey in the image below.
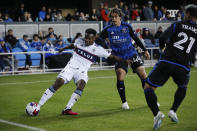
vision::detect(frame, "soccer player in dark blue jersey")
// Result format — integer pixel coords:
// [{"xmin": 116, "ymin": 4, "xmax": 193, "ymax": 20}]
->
[
  {"xmin": 100, "ymin": 8, "xmax": 150, "ymax": 109},
  {"xmin": 143, "ymin": 4, "xmax": 197, "ymax": 130}
]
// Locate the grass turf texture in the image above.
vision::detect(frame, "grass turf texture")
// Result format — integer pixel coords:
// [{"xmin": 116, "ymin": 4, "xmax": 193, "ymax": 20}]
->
[{"xmin": 0, "ymin": 68, "xmax": 197, "ymax": 131}]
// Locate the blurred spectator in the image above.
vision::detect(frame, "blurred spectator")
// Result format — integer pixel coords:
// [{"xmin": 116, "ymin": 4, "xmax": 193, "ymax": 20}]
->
[
  {"xmin": 131, "ymin": 7, "xmax": 139, "ymax": 20},
  {"xmin": 100, "ymin": 2, "xmax": 110, "ymax": 27},
  {"xmin": 177, "ymin": 5, "xmax": 184, "ymax": 20},
  {"xmin": 142, "ymin": 28, "xmax": 155, "ymax": 44},
  {"xmin": 0, "ymin": 39, "xmax": 18, "ymax": 71},
  {"xmin": 38, "ymin": 31, "xmax": 44, "ymax": 40},
  {"xmin": 153, "ymin": 5, "xmax": 162, "ymax": 21},
  {"xmin": 65, "ymin": 13, "xmax": 72, "ymax": 21},
  {"xmin": 51, "ymin": 8, "xmax": 57, "ymax": 22},
  {"xmin": 44, "ymin": 13, "xmax": 51, "ymax": 21},
  {"xmin": 4, "ymin": 14, "xmax": 13, "ymax": 22},
  {"xmin": 15, "ymin": 3, "xmax": 26, "ymax": 21},
  {"xmin": 89, "ymin": 9, "xmax": 100, "ymax": 21},
  {"xmin": 4, "ymin": 29, "xmax": 18, "ymax": 48},
  {"xmin": 72, "ymin": 11, "xmax": 80, "ymax": 21},
  {"xmin": 176, "ymin": 12, "xmax": 182, "ymax": 21},
  {"xmin": 27, "ymin": 12, "xmax": 33, "ymax": 22},
  {"xmin": 154, "ymin": 26, "xmax": 163, "ymax": 39},
  {"xmin": 123, "ymin": 5, "xmax": 130, "ymax": 21},
  {"xmin": 142, "ymin": 1, "xmax": 154, "ymax": 21},
  {"xmin": 55, "ymin": 40, "xmax": 66, "ymax": 51},
  {"xmin": 162, "ymin": 11, "xmax": 173, "ymax": 21},
  {"xmin": 0, "ymin": 12, "xmax": 3, "ymax": 22},
  {"xmin": 72, "ymin": 32, "xmax": 82, "ymax": 43},
  {"xmin": 47, "ymin": 8, "xmax": 52, "ymax": 17},
  {"xmin": 79, "ymin": 12, "xmax": 87, "ymax": 21},
  {"xmin": 43, "ymin": 39, "xmax": 57, "ymax": 58},
  {"xmin": 118, "ymin": 1, "xmax": 124, "ymax": 11},
  {"xmin": 160, "ymin": 6, "xmax": 167, "ymax": 20},
  {"xmin": 31, "ymin": 34, "xmax": 42, "ymax": 51},
  {"xmin": 20, "ymin": 11, "xmax": 29, "ymax": 22},
  {"xmin": 45, "ymin": 27, "xmax": 57, "ymax": 39},
  {"xmin": 16, "ymin": 35, "xmax": 31, "ymax": 52},
  {"xmin": 38, "ymin": 6, "xmax": 46, "ymax": 21},
  {"xmin": 56, "ymin": 11, "xmax": 64, "ymax": 21}
]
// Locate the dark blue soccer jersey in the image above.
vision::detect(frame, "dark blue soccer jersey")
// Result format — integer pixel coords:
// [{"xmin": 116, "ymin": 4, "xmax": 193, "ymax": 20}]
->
[{"xmin": 100, "ymin": 21, "xmax": 146, "ymax": 59}]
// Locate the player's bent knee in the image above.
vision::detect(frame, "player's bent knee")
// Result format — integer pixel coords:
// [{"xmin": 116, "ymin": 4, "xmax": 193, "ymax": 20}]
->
[
  {"xmin": 76, "ymin": 80, "xmax": 86, "ymax": 90},
  {"xmin": 53, "ymin": 78, "xmax": 65, "ymax": 90}
]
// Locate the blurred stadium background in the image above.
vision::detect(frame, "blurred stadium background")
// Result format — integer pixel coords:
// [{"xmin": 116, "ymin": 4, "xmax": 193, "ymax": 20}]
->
[{"xmin": 0, "ymin": 0, "xmax": 197, "ymax": 131}]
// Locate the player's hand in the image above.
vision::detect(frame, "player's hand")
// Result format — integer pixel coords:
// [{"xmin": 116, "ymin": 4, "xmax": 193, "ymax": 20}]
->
[
  {"xmin": 125, "ymin": 59, "xmax": 133, "ymax": 65},
  {"xmin": 144, "ymin": 51, "xmax": 150, "ymax": 60},
  {"xmin": 58, "ymin": 48, "xmax": 64, "ymax": 53}
]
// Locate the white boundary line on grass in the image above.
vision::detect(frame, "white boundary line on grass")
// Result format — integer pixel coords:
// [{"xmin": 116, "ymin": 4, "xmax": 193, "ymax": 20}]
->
[
  {"xmin": 0, "ymin": 70, "xmax": 197, "ymax": 86},
  {"xmin": 0, "ymin": 119, "xmax": 47, "ymax": 131}
]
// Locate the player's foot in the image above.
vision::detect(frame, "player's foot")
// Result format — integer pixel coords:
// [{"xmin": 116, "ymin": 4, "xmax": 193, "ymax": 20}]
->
[
  {"xmin": 153, "ymin": 111, "xmax": 165, "ymax": 130},
  {"xmin": 168, "ymin": 110, "xmax": 178, "ymax": 123},
  {"xmin": 62, "ymin": 109, "xmax": 78, "ymax": 115},
  {"xmin": 157, "ymin": 102, "xmax": 160, "ymax": 107},
  {"xmin": 122, "ymin": 102, "xmax": 130, "ymax": 110}
]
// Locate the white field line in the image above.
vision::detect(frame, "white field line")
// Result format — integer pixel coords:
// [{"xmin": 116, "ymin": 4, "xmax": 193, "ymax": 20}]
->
[
  {"xmin": 0, "ymin": 119, "xmax": 47, "ymax": 131},
  {"xmin": 0, "ymin": 70, "xmax": 197, "ymax": 86}
]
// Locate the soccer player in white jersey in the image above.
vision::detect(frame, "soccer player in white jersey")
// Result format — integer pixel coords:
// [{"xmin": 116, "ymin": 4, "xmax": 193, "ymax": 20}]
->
[{"xmin": 37, "ymin": 28, "xmax": 132, "ymax": 115}]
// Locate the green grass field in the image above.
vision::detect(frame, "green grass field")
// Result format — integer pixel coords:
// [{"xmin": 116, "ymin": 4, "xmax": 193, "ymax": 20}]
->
[{"xmin": 0, "ymin": 67, "xmax": 197, "ymax": 131}]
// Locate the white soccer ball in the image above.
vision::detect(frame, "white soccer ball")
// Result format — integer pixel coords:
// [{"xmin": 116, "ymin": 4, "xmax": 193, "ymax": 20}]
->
[{"xmin": 26, "ymin": 102, "xmax": 40, "ymax": 116}]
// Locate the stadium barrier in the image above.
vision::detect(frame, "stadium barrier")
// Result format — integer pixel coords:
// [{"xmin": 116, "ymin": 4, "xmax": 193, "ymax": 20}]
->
[
  {"xmin": 0, "ymin": 21, "xmax": 173, "ymax": 39},
  {"xmin": 0, "ymin": 48, "xmax": 160, "ymax": 76}
]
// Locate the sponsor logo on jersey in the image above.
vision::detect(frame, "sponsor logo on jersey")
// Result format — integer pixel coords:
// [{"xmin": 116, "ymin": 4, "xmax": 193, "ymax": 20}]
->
[{"xmin": 75, "ymin": 48, "xmax": 97, "ymax": 62}]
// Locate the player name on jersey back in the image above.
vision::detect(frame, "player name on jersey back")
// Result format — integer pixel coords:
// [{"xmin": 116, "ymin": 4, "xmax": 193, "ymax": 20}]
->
[{"xmin": 182, "ymin": 24, "xmax": 197, "ymax": 34}]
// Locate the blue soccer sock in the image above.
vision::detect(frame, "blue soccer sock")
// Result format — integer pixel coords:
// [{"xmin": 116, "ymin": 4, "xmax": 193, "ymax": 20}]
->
[
  {"xmin": 171, "ymin": 86, "xmax": 187, "ymax": 112},
  {"xmin": 144, "ymin": 88, "xmax": 159, "ymax": 116},
  {"xmin": 117, "ymin": 80, "xmax": 126, "ymax": 103}
]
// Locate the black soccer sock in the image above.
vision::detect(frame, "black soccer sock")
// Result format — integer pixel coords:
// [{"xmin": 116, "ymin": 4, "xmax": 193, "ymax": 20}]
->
[
  {"xmin": 141, "ymin": 79, "xmax": 146, "ymax": 89},
  {"xmin": 144, "ymin": 88, "xmax": 159, "ymax": 116},
  {"xmin": 117, "ymin": 80, "xmax": 126, "ymax": 103},
  {"xmin": 171, "ymin": 86, "xmax": 187, "ymax": 112}
]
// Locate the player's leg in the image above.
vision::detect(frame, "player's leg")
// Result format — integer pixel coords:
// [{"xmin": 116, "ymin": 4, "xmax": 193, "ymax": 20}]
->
[
  {"xmin": 38, "ymin": 77, "xmax": 65, "ymax": 107},
  {"xmin": 115, "ymin": 67, "xmax": 129, "ymax": 109},
  {"xmin": 38, "ymin": 65, "xmax": 73, "ymax": 107},
  {"xmin": 168, "ymin": 67, "xmax": 190, "ymax": 123},
  {"xmin": 62, "ymin": 80, "xmax": 86, "ymax": 115},
  {"xmin": 144, "ymin": 62, "xmax": 171, "ymax": 129}
]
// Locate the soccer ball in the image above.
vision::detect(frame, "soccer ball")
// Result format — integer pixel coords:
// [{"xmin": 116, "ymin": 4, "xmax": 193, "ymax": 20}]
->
[{"xmin": 26, "ymin": 102, "xmax": 40, "ymax": 116}]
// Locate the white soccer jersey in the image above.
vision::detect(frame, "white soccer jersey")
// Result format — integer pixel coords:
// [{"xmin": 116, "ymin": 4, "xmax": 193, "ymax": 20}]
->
[
  {"xmin": 69, "ymin": 38, "xmax": 111, "ymax": 71},
  {"xmin": 58, "ymin": 38, "xmax": 111, "ymax": 84}
]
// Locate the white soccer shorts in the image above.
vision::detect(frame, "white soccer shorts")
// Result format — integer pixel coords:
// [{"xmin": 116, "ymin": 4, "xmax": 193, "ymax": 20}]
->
[{"xmin": 57, "ymin": 63, "xmax": 88, "ymax": 84}]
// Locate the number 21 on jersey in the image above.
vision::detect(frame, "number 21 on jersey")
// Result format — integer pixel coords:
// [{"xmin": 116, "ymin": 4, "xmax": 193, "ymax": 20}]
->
[{"xmin": 173, "ymin": 32, "xmax": 195, "ymax": 53}]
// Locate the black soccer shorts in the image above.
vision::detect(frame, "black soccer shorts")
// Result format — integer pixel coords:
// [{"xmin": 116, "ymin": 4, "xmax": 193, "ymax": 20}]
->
[
  {"xmin": 146, "ymin": 61, "xmax": 190, "ymax": 88},
  {"xmin": 115, "ymin": 54, "xmax": 143, "ymax": 73}
]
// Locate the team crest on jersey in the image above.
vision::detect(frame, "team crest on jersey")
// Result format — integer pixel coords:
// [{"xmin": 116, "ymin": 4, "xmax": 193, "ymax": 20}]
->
[
  {"xmin": 111, "ymin": 31, "xmax": 114, "ymax": 35},
  {"xmin": 122, "ymin": 28, "xmax": 127, "ymax": 33}
]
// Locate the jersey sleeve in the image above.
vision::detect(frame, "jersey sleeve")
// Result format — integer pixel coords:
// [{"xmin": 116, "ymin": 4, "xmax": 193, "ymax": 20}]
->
[
  {"xmin": 159, "ymin": 23, "xmax": 175, "ymax": 49},
  {"xmin": 95, "ymin": 45, "xmax": 111, "ymax": 58},
  {"xmin": 128, "ymin": 25, "xmax": 147, "ymax": 51},
  {"xmin": 100, "ymin": 27, "xmax": 108, "ymax": 39}
]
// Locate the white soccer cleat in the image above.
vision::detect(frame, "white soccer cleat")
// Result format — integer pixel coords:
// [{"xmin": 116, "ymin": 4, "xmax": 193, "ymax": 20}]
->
[
  {"xmin": 122, "ymin": 102, "xmax": 130, "ymax": 110},
  {"xmin": 157, "ymin": 102, "xmax": 160, "ymax": 107},
  {"xmin": 168, "ymin": 110, "xmax": 178, "ymax": 123},
  {"xmin": 153, "ymin": 111, "xmax": 165, "ymax": 130}
]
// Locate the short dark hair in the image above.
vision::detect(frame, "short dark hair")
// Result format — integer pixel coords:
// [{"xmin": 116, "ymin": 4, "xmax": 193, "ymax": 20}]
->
[
  {"xmin": 109, "ymin": 8, "xmax": 124, "ymax": 17},
  {"xmin": 185, "ymin": 4, "xmax": 197, "ymax": 18},
  {"xmin": 85, "ymin": 28, "xmax": 97, "ymax": 36}
]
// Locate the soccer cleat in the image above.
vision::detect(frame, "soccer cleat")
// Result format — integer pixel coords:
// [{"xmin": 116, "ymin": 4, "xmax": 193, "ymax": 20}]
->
[
  {"xmin": 153, "ymin": 111, "xmax": 165, "ymax": 130},
  {"xmin": 62, "ymin": 109, "xmax": 78, "ymax": 115},
  {"xmin": 122, "ymin": 102, "xmax": 130, "ymax": 110},
  {"xmin": 168, "ymin": 110, "xmax": 178, "ymax": 123},
  {"xmin": 157, "ymin": 102, "xmax": 160, "ymax": 107}
]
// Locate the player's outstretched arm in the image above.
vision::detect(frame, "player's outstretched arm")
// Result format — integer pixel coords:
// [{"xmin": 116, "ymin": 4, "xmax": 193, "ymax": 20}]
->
[
  {"xmin": 107, "ymin": 55, "xmax": 133, "ymax": 65},
  {"xmin": 144, "ymin": 50, "xmax": 150, "ymax": 60},
  {"xmin": 59, "ymin": 43, "xmax": 75, "ymax": 53}
]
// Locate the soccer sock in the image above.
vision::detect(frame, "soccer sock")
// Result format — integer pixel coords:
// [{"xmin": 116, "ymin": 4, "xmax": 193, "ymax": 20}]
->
[
  {"xmin": 144, "ymin": 88, "xmax": 159, "ymax": 116},
  {"xmin": 171, "ymin": 86, "xmax": 187, "ymax": 112},
  {"xmin": 141, "ymin": 79, "xmax": 146, "ymax": 89},
  {"xmin": 117, "ymin": 80, "xmax": 126, "ymax": 103},
  {"xmin": 65, "ymin": 88, "xmax": 82, "ymax": 110},
  {"xmin": 38, "ymin": 86, "xmax": 55, "ymax": 107}
]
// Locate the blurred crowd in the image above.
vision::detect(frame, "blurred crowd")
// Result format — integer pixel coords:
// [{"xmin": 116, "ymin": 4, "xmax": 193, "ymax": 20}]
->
[{"xmin": 0, "ymin": 1, "xmax": 185, "ymax": 24}]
